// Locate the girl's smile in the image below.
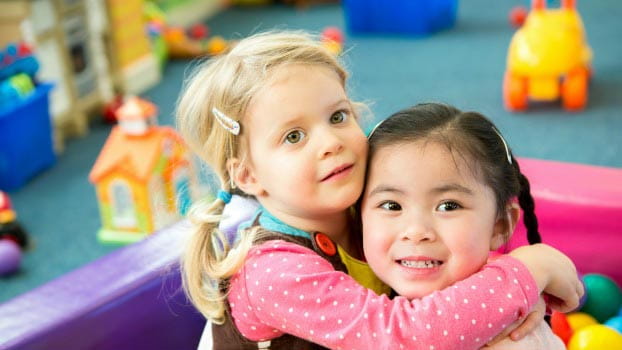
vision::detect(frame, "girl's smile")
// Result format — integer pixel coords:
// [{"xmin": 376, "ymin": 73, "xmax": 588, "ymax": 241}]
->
[
  {"xmin": 362, "ymin": 141, "xmax": 507, "ymax": 299},
  {"xmin": 320, "ymin": 163, "xmax": 354, "ymax": 182}
]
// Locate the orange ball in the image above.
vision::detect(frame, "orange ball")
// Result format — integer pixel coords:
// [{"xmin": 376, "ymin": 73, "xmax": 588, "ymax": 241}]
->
[{"xmin": 550, "ymin": 311, "xmax": 573, "ymax": 344}]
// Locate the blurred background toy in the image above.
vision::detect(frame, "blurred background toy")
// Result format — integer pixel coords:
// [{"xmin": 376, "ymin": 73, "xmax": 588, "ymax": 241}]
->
[
  {"xmin": 567, "ymin": 324, "xmax": 622, "ymax": 349},
  {"xmin": 579, "ymin": 273, "xmax": 622, "ymax": 323},
  {"xmin": 0, "ymin": 239, "xmax": 21, "ymax": 276},
  {"xmin": 145, "ymin": 1, "xmax": 230, "ymax": 60},
  {"xmin": 503, "ymin": 0, "xmax": 592, "ymax": 112},
  {"xmin": 549, "ymin": 273, "xmax": 622, "ymax": 349},
  {"xmin": 0, "ymin": 42, "xmax": 39, "ymax": 108},
  {"xmin": 343, "ymin": 0, "xmax": 457, "ymax": 36},
  {"xmin": 89, "ymin": 97, "xmax": 200, "ymax": 245},
  {"xmin": 0, "ymin": 191, "xmax": 29, "ymax": 276},
  {"xmin": 0, "ymin": 191, "xmax": 29, "ymax": 248},
  {"xmin": 509, "ymin": 5, "xmax": 528, "ymax": 27},
  {"xmin": 321, "ymin": 26, "xmax": 344, "ymax": 55}
]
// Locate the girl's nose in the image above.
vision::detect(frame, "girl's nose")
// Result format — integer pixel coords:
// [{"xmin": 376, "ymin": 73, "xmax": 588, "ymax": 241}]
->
[
  {"xmin": 401, "ymin": 221, "xmax": 436, "ymax": 243},
  {"xmin": 319, "ymin": 130, "xmax": 344, "ymax": 158}
]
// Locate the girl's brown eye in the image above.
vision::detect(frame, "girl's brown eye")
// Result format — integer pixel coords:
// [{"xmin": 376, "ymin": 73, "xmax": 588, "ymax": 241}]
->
[
  {"xmin": 330, "ymin": 110, "xmax": 347, "ymax": 124},
  {"xmin": 285, "ymin": 130, "xmax": 304, "ymax": 144}
]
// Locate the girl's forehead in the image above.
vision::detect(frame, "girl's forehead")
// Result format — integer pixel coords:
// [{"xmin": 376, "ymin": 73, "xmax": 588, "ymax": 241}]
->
[{"xmin": 374, "ymin": 140, "xmax": 484, "ymax": 182}]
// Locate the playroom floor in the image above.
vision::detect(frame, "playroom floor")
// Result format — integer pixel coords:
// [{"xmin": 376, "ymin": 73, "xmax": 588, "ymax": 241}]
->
[{"xmin": 1, "ymin": 0, "xmax": 621, "ymax": 304}]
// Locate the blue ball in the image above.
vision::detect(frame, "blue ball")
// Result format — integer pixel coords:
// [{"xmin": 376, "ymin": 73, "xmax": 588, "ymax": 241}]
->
[
  {"xmin": 605, "ymin": 316, "xmax": 622, "ymax": 334},
  {"xmin": 0, "ymin": 239, "xmax": 21, "ymax": 276}
]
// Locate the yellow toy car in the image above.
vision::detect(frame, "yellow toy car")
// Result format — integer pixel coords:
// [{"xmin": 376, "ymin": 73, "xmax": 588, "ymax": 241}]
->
[{"xmin": 503, "ymin": 0, "xmax": 592, "ymax": 111}]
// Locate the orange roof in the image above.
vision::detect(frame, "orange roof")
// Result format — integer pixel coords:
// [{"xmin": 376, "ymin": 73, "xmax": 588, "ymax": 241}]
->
[
  {"xmin": 116, "ymin": 97, "xmax": 157, "ymax": 121},
  {"xmin": 89, "ymin": 126, "xmax": 185, "ymax": 183}
]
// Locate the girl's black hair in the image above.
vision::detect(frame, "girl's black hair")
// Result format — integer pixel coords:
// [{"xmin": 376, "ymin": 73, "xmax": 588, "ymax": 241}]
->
[{"xmin": 368, "ymin": 103, "xmax": 541, "ymax": 245}]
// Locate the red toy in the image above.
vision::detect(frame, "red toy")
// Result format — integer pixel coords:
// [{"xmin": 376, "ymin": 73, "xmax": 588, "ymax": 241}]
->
[
  {"xmin": 321, "ymin": 26, "xmax": 344, "ymax": 45},
  {"xmin": 102, "ymin": 94, "xmax": 125, "ymax": 124},
  {"xmin": 0, "ymin": 191, "xmax": 29, "ymax": 248},
  {"xmin": 189, "ymin": 23, "xmax": 209, "ymax": 40},
  {"xmin": 509, "ymin": 6, "xmax": 528, "ymax": 27},
  {"xmin": 551, "ymin": 310, "xmax": 573, "ymax": 345}
]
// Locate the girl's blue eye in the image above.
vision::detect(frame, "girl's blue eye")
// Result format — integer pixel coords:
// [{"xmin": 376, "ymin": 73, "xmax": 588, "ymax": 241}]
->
[
  {"xmin": 330, "ymin": 110, "xmax": 348, "ymax": 124},
  {"xmin": 437, "ymin": 201, "xmax": 461, "ymax": 212},
  {"xmin": 380, "ymin": 201, "xmax": 402, "ymax": 211},
  {"xmin": 285, "ymin": 130, "xmax": 305, "ymax": 144}
]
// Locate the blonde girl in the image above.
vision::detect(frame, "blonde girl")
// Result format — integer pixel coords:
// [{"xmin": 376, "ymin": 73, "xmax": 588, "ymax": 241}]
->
[{"xmin": 177, "ymin": 31, "xmax": 583, "ymax": 349}]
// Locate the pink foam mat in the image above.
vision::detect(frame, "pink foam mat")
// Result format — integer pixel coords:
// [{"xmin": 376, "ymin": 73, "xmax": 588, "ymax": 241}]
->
[{"xmin": 508, "ymin": 158, "xmax": 622, "ymax": 286}]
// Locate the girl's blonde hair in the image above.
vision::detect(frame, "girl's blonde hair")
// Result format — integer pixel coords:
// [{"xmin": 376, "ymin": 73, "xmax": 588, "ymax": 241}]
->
[{"xmin": 176, "ymin": 30, "xmax": 349, "ymax": 323}]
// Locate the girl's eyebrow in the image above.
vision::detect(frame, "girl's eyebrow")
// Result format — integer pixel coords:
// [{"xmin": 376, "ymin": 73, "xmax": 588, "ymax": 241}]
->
[
  {"xmin": 367, "ymin": 185, "xmax": 404, "ymax": 197},
  {"xmin": 431, "ymin": 184, "xmax": 473, "ymax": 195},
  {"xmin": 327, "ymin": 98, "xmax": 350, "ymax": 110}
]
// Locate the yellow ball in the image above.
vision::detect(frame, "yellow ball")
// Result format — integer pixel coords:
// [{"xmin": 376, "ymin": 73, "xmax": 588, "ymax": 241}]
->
[
  {"xmin": 567, "ymin": 312, "xmax": 599, "ymax": 332},
  {"xmin": 567, "ymin": 324, "xmax": 622, "ymax": 350}
]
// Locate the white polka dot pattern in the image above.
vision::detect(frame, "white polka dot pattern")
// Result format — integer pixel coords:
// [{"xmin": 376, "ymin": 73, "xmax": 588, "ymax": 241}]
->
[{"xmin": 226, "ymin": 240, "xmax": 538, "ymax": 349}]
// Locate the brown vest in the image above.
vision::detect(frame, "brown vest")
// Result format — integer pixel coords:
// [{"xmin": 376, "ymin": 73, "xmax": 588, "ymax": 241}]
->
[{"xmin": 212, "ymin": 231, "xmax": 347, "ymax": 350}]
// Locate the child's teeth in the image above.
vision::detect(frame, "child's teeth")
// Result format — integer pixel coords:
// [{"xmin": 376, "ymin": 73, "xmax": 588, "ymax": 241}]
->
[{"xmin": 400, "ymin": 260, "xmax": 440, "ymax": 268}]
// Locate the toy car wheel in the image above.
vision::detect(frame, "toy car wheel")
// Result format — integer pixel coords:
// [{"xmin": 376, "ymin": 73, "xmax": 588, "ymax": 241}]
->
[
  {"xmin": 562, "ymin": 68, "xmax": 588, "ymax": 111},
  {"xmin": 0, "ymin": 221, "xmax": 29, "ymax": 248},
  {"xmin": 503, "ymin": 72, "xmax": 528, "ymax": 111}
]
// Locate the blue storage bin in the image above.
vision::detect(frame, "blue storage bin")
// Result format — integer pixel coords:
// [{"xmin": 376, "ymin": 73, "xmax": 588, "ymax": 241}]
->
[
  {"xmin": 0, "ymin": 83, "xmax": 55, "ymax": 191},
  {"xmin": 343, "ymin": 0, "xmax": 458, "ymax": 36}
]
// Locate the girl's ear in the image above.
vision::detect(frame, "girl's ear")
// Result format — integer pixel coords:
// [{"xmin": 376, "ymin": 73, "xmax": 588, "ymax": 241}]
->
[
  {"xmin": 490, "ymin": 202, "xmax": 521, "ymax": 250},
  {"xmin": 227, "ymin": 158, "xmax": 265, "ymax": 197}
]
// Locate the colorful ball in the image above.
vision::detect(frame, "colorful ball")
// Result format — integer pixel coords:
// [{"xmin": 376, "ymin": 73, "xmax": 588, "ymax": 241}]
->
[
  {"xmin": 604, "ymin": 316, "xmax": 622, "ymax": 334},
  {"xmin": 567, "ymin": 312, "xmax": 598, "ymax": 332},
  {"xmin": 551, "ymin": 311, "xmax": 573, "ymax": 344},
  {"xmin": 567, "ymin": 324, "xmax": 622, "ymax": 350},
  {"xmin": 0, "ymin": 239, "xmax": 21, "ymax": 275},
  {"xmin": 580, "ymin": 273, "xmax": 622, "ymax": 323}
]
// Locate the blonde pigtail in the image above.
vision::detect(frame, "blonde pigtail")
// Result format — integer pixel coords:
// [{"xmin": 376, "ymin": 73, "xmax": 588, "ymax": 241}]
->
[{"xmin": 181, "ymin": 192, "xmax": 261, "ymax": 323}]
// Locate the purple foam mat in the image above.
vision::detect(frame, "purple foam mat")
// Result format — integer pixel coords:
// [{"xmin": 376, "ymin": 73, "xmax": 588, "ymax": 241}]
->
[{"xmin": 0, "ymin": 221, "xmax": 205, "ymax": 350}]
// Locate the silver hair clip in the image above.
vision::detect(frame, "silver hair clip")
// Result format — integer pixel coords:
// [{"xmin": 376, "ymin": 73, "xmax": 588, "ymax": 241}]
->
[
  {"xmin": 212, "ymin": 107, "xmax": 240, "ymax": 135},
  {"xmin": 492, "ymin": 127, "xmax": 512, "ymax": 164}
]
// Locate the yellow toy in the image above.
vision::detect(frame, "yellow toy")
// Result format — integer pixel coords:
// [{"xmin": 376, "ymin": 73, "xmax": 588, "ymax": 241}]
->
[
  {"xmin": 503, "ymin": 0, "xmax": 592, "ymax": 112},
  {"xmin": 89, "ymin": 97, "xmax": 199, "ymax": 245}
]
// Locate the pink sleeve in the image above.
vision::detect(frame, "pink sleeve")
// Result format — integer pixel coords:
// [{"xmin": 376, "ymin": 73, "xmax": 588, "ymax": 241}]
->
[{"xmin": 229, "ymin": 240, "xmax": 539, "ymax": 350}]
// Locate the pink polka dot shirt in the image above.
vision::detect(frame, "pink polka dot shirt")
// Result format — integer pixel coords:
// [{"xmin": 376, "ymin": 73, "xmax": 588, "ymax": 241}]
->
[{"xmin": 228, "ymin": 240, "xmax": 539, "ymax": 350}]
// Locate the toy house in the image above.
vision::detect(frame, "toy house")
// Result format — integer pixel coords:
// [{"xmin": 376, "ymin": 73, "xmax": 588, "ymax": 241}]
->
[{"xmin": 89, "ymin": 97, "xmax": 196, "ymax": 244}]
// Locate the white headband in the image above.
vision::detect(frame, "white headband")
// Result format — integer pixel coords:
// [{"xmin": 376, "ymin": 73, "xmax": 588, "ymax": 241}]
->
[{"xmin": 492, "ymin": 127, "xmax": 512, "ymax": 164}]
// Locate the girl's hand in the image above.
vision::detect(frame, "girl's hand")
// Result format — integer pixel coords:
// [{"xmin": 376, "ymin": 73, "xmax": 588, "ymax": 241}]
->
[{"xmin": 509, "ymin": 244, "xmax": 584, "ymax": 313}]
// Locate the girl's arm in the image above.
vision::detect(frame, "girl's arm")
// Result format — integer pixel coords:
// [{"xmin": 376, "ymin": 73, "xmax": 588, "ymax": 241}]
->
[{"xmin": 230, "ymin": 241, "xmax": 541, "ymax": 350}]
